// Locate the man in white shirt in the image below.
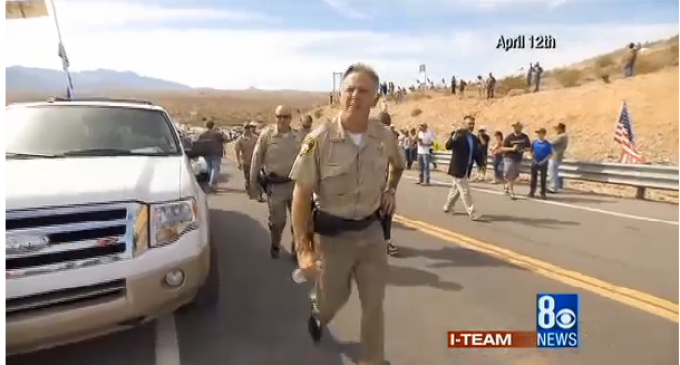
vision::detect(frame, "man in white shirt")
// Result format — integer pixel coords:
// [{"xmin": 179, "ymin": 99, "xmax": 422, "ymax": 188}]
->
[{"xmin": 416, "ymin": 123, "xmax": 435, "ymax": 185}]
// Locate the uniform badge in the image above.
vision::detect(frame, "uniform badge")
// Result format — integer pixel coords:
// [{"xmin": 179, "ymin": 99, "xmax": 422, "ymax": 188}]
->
[{"xmin": 300, "ymin": 138, "xmax": 316, "ymax": 156}]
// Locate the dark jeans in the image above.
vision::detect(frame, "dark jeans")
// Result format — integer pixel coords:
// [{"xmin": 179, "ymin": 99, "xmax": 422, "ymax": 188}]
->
[
  {"xmin": 530, "ymin": 162, "xmax": 548, "ymax": 195},
  {"xmin": 492, "ymin": 154, "xmax": 504, "ymax": 181},
  {"xmin": 406, "ymin": 148, "xmax": 417, "ymax": 169},
  {"xmin": 624, "ymin": 64, "xmax": 634, "ymax": 77},
  {"xmin": 418, "ymin": 153, "xmax": 431, "ymax": 183},
  {"xmin": 380, "ymin": 213, "xmax": 393, "ymax": 241}
]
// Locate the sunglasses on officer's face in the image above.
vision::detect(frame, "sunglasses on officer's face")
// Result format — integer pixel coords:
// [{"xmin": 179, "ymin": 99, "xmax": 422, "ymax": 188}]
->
[{"xmin": 276, "ymin": 115, "xmax": 292, "ymax": 119}]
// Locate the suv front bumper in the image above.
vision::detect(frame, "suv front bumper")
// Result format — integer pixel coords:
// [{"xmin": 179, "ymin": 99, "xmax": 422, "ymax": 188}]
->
[{"xmin": 7, "ymin": 228, "xmax": 210, "ymax": 355}]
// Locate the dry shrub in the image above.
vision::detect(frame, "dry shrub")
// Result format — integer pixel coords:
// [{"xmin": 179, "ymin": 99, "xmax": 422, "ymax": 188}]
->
[
  {"xmin": 410, "ymin": 108, "xmax": 422, "ymax": 117},
  {"xmin": 313, "ymin": 109, "xmax": 324, "ymax": 119},
  {"xmin": 496, "ymin": 75, "xmax": 526, "ymax": 95},
  {"xmin": 407, "ymin": 93, "xmax": 433, "ymax": 102},
  {"xmin": 595, "ymin": 55, "xmax": 615, "ymax": 69},
  {"xmin": 553, "ymin": 69, "xmax": 583, "ymax": 88},
  {"xmin": 669, "ymin": 44, "xmax": 679, "ymax": 66},
  {"xmin": 634, "ymin": 56, "xmax": 665, "ymax": 75},
  {"xmin": 506, "ymin": 89, "xmax": 527, "ymax": 97}
]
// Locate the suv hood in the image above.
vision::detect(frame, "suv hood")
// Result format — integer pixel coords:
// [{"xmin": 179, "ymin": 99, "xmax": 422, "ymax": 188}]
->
[{"xmin": 7, "ymin": 156, "xmax": 185, "ymax": 210}]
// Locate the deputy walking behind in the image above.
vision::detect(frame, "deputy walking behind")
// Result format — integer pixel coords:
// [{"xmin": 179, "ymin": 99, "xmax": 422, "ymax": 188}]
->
[
  {"xmin": 249, "ymin": 105, "xmax": 303, "ymax": 260},
  {"xmin": 300, "ymin": 114, "xmax": 314, "ymax": 139},
  {"xmin": 234, "ymin": 121, "xmax": 262, "ymax": 200},
  {"xmin": 528, "ymin": 128, "xmax": 553, "ymax": 199},
  {"xmin": 289, "ymin": 63, "xmax": 405, "ymax": 365},
  {"xmin": 442, "ymin": 115, "xmax": 484, "ymax": 221}
]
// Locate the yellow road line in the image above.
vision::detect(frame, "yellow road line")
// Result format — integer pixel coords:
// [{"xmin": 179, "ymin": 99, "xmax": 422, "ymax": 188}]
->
[{"xmin": 393, "ymin": 214, "xmax": 679, "ymax": 323}]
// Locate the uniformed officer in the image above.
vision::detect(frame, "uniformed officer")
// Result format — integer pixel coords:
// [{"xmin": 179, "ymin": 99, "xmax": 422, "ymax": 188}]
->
[
  {"xmin": 299, "ymin": 114, "xmax": 313, "ymax": 139},
  {"xmin": 290, "ymin": 63, "xmax": 405, "ymax": 365},
  {"xmin": 250, "ymin": 105, "xmax": 303, "ymax": 259},
  {"xmin": 234, "ymin": 121, "xmax": 262, "ymax": 200}
]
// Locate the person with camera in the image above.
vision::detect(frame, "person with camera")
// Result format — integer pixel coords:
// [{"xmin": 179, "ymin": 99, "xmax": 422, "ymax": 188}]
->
[{"xmin": 442, "ymin": 115, "xmax": 485, "ymax": 221}]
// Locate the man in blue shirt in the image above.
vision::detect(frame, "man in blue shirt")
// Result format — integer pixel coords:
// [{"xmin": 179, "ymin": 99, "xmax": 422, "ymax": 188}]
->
[{"xmin": 529, "ymin": 128, "xmax": 553, "ymax": 199}]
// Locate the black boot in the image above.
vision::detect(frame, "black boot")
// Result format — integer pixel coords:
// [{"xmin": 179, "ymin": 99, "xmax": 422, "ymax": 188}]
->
[
  {"xmin": 269, "ymin": 227, "xmax": 281, "ymax": 259},
  {"xmin": 290, "ymin": 240, "xmax": 298, "ymax": 264}
]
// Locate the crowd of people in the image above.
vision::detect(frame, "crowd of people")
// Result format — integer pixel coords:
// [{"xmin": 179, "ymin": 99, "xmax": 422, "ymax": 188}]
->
[{"xmin": 387, "ymin": 116, "xmax": 570, "ymax": 217}]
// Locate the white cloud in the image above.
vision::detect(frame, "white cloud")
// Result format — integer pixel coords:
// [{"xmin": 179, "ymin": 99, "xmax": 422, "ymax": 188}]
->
[
  {"xmin": 320, "ymin": 0, "xmax": 368, "ymax": 19},
  {"xmin": 453, "ymin": 0, "xmax": 569, "ymax": 10},
  {"xmin": 5, "ymin": 1, "xmax": 678, "ymax": 91}
]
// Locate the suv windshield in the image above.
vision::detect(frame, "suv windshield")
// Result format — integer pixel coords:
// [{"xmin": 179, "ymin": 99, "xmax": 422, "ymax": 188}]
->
[{"xmin": 6, "ymin": 105, "xmax": 181, "ymax": 158}]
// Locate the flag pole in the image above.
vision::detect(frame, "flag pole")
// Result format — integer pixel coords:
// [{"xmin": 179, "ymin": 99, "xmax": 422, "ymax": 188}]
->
[{"xmin": 47, "ymin": 0, "xmax": 74, "ymax": 96}]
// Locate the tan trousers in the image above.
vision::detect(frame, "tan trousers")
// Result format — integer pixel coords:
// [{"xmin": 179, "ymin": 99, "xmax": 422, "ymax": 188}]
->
[
  {"xmin": 267, "ymin": 182, "xmax": 294, "ymax": 247},
  {"xmin": 314, "ymin": 222, "xmax": 388, "ymax": 365},
  {"xmin": 443, "ymin": 176, "xmax": 476, "ymax": 215}
]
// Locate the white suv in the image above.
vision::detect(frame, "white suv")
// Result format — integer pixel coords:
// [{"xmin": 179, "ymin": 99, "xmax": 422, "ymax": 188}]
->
[{"xmin": 5, "ymin": 98, "xmax": 218, "ymax": 355}]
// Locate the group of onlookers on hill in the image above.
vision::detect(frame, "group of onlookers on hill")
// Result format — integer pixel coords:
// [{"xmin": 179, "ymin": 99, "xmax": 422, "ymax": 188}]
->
[{"xmin": 329, "ymin": 41, "xmax": 646, "ymax": 107}]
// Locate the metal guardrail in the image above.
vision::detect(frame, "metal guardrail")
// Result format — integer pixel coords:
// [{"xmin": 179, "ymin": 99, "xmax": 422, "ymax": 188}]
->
[{"xmin": 430, "ymin": 151, "xmax": 679, "ymax": 199}]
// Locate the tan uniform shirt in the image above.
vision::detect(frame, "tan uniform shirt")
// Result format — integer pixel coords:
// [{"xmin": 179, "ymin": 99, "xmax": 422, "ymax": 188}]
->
[
  {"xmin": 290, "ymin": 117, "xmax": 405, "ymax": 220},
  {"xmin": 234, "ymin": 134, "xmax": 257, "ymax": 166},
  {"xmin": 250, "ymin": 125, "xmax": 303, "ymax": 182}
]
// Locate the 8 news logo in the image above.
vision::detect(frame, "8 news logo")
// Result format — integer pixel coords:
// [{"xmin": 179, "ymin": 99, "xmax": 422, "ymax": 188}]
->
[{"xmin": 536, "ymin": 294, "xmax": 580, "ymax": 348}]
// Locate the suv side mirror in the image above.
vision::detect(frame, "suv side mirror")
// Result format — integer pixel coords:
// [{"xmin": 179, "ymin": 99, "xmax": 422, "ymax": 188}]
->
[
  {"xmin": 185, "ymin": 148, "xmax": 200, "ymax": 159},
  {"xmin": 186, "ymin": 139, "xmax": 211, "ymax": 159}
]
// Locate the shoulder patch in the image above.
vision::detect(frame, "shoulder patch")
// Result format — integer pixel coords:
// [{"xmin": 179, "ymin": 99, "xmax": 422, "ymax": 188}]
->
[{"xmin": 300, "ymin": 136, "xmax": 316, "ymax": 156}]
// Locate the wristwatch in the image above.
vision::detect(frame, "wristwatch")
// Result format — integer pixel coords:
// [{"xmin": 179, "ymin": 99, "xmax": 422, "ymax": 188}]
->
[{"xmin": 384, "ymin": 187, "xmax": 397, "ymax": 195}]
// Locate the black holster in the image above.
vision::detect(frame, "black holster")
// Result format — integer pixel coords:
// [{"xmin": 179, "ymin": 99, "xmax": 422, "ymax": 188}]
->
[
  {"xmin": 265, "ymin": 172, "xmax": 293, "ymax": 185},
  {"xmin": 312, "ymin": 208, "xmax": 379, "ymax": 237},
  {"xmin": 257, "ymin": 169, "xmax": 268, "ymax": 192}
]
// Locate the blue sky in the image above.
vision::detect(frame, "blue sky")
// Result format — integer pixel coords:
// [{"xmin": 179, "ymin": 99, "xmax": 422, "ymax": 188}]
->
[{"xmin": 5, "ymin": 0, "xmax": 679, "ymax": 90}]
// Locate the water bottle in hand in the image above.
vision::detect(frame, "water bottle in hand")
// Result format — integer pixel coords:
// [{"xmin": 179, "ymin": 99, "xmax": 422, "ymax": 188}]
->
[{"xmin": 291, "ymin": 268, "xmax": 307, "ymax": 284}]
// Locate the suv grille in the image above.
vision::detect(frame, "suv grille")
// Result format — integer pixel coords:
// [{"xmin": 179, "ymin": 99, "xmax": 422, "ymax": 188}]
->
[
  {"xmin": 6, "ymin": 203, "xmax": 138, "ymax": 278},
  {"xmin": 7, "ymin": 279, "xmax": 127, "ymax": 319}
]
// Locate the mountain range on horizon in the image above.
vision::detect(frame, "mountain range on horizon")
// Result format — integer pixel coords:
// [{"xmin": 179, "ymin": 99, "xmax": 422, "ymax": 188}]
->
[{"xmin": 6, "ymin": 66, "xmax": 192, "ymax": 93}]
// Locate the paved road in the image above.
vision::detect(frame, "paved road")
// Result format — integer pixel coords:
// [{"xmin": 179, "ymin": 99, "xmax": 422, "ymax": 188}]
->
[{"xmin": 8, "ymin": 163, "xmax": 679, "ymax": 365}]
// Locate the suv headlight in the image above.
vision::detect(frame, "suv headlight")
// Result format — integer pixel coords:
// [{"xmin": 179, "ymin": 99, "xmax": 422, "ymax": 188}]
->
[{"xmin": 149, "ymin": 199, "xmax": 199, "ymax": 248}]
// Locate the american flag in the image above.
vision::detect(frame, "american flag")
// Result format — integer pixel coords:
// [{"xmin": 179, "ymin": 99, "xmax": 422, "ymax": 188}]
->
[
  {"xmin": 58, "ymin": 42, "xmax": 70, "ymax": 70},
  {"xmin": 613, "ymin": 101, "xmax": 644, "ymax": 164},
  {"xmin": 58, "ymin": 42, "xmax": 74, "ymax": 98}
]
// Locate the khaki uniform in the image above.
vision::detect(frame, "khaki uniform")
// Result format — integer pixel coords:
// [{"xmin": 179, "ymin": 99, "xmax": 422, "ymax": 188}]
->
[
  {"xmin": 250, "ymin": 125, "xmax": 303, "ymax": 250},
  {"xmin": 234, "ymin": 134, "xmax": 258, "ymax": 191},
  {"xmin": 289, "ymin": 116, "xmax": 404, "ymax": 365}
]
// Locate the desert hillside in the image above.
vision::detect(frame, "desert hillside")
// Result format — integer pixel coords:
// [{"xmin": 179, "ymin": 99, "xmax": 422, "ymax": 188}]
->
[
  {"xmin": 313, "ymin": 66, "xmax": 679, "ymax": 165},
  {"xmin": 6, "ymin": 89, "xmax": 328, "ymax": 127}
]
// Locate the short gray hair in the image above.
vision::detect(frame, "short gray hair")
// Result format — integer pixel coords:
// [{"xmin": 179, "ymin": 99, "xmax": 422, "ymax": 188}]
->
[{"xmin": 342, "ymin": 63, "xmax": 380, "ymax": 92}]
